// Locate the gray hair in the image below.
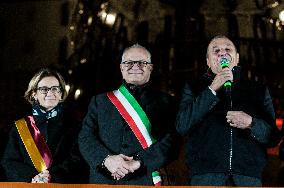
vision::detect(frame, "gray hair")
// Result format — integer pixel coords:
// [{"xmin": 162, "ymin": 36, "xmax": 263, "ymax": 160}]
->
[
  {"xmin": 121, "ymin": 44, "xmax": 151, "ymax": 63},
  {"xmin": 206, "ymin": 35, "xmax": 237, "ymax": 58}
]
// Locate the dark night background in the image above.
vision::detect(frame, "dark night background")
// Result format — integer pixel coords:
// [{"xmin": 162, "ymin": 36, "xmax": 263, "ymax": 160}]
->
[{"xmin": 0, "ymin": 0, "xmax": 284, "ymax": 185}]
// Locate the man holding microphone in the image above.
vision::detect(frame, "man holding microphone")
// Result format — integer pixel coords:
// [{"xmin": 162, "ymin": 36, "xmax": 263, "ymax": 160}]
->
[{"xmin": 176, "ymin": 35, "xmax": 281, "ymax": 186}]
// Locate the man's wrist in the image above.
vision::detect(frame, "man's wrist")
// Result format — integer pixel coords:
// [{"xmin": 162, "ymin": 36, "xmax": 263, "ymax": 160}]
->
[
  {"xmin": 101, "ymin": 155, "xmax": 110, "ymax": 169},
  {"xmin": 133, "ymin": 154, "xmax": 144, "ymax": 168},
  {"xmin": 248, "ymin": 117, "xmax": 253, "ymax": 129},
  {"xmin": 208, "ymin": 86, "xmax": 216, "ymax": 95}
]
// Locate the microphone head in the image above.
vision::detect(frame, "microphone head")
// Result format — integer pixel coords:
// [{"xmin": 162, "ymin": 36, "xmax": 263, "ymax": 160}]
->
[
  {"xmin": 218, "ymin": 55, "xmax": 233, "ymax": 90},
  {"xmin": 224, "ymin": 81, "xmax": 232, "ymax": 87},
  {"xmin": 219, "ymin": 57, "xmax": 230, "ymax": 69}
]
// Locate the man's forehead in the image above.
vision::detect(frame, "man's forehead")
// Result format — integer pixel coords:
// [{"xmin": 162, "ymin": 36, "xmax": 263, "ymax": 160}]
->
[
  {"xmin": 209, "ymin": 38, "xmax": 234, "ymax": 49},
  {"xmin": 124, "ymin": 48, "xmax": 148, "ymax": 58}
]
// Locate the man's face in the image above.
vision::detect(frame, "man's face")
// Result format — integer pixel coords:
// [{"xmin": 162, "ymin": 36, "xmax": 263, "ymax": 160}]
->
[
  {"xmin": 120, "ymin": 48, "xmax": 153, "ymax": 86},
  {"xmin": 206, "ymin": 37, "xmax": 239, "ymax": 74}
]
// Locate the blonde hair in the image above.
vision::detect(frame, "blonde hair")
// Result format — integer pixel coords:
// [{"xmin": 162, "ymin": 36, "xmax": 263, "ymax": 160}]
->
[{"xmin": 24, "ymin": 68, "xmax": 68, "ymax": 105}]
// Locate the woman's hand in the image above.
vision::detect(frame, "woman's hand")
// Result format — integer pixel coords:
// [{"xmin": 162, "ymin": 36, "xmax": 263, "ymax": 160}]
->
[{"xmin": 31, "ymin": 169, "xmax": 50, "ymax": 183}]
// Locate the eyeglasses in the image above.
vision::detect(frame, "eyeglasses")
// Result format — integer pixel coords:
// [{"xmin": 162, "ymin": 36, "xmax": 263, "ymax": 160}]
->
[
  {"xmin": 37, "ymin": 86, "xmax": 62, "ymax": 94},
  {"xmin": 121, "ymin": 60, "xmax": 152, "ymax": 68}
]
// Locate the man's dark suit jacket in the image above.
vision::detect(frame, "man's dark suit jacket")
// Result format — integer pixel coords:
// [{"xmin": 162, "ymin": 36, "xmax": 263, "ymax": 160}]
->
[
  {"xmin": 79, "ymin": 84, "xmax": 178, "ymax": 185},
  {"xmin": 176, "ymin": 68, "xmax": 281, "ymax": 180}
]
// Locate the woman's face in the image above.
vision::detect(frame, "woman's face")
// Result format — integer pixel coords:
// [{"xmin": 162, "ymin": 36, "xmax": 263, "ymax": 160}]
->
[{"xmin": 33, "ymin": 76, "xmax": 62, "ymax": 111}]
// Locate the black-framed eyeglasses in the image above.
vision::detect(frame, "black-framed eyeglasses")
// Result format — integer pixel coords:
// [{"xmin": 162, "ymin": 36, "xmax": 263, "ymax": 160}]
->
[
  {"xmin": 121, "ymin": 60, "xmax": 152, "ymax": 68},
  {"xmin": 37, "ymin": 86, "xmax": 62, "ymax": 94}
]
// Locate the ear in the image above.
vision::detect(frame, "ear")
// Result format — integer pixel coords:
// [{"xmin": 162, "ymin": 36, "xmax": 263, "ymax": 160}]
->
[
  {"xmin": 236, "ymin": 53, "xmax": 240, "ymax": 65},
  {"xmin": 32, "ymin": 92, "xmax": 37, "ymax": 99},
  {"xmin": 206, "ymin": 58, "xmax": 210, "ymax": 67},
  {"xmin": 120, "ymin": 64, "xmax": 124, "ymax": 72},
  {"xmin": 149, "ymin": 64, "xmax": 153, "ymax": 72},
  {"xmin": 32, "ymin": 92, "xmax": 37, "ymax": 101}
]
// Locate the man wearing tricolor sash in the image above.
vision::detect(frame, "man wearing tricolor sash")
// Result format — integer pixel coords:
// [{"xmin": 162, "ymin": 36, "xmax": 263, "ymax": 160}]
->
[{"xmin": 79, "ymin": 44, "xmax": 178, "ymax": 185}]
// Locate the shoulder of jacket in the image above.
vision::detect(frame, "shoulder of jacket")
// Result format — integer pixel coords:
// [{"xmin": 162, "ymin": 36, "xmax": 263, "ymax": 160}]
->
[
  {"xmin": 90, "ymin": 92, "xmax": 107, "ymax": 101},
  {"xmin": 184, "ymin": 78, "xmax": 208, "ymax": 93},
  {"xmin": 240, "ymin": 79, "xmax": 267, "ymax": 90},
  {"xmin": 147, "ymin": 87, "xmax": 174, "ymax": 100}
]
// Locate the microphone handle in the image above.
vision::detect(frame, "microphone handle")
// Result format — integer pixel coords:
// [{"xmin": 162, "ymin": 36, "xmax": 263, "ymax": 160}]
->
[{"xmin": 224, "ymin": 84, "xmax": 231, "ymax": 93}]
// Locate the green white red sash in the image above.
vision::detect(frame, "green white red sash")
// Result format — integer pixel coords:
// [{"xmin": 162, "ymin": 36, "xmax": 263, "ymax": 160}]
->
[
  {"xmin": 107, "ymin": 84, "xmax": 162, "ymax": 186},
  {"xmin": 15, "ymin": 116, "xmax": 53, "ymax": 173}
]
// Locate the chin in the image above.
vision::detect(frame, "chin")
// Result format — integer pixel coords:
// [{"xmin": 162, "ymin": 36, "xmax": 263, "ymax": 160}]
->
[
  {"xmin": 127, "ymin": 77, "xmax": 139, "ymax": 82},
  {"xmin": 43, "ymin": 104, "xmax": 58, "ymax": 111},
  {"xmin": 125, "ymin": 80, "xmax": 138, "ymax": 84},
  {"xmin": 45, "ymin": 107, "xmax": 57, "ymax": 111}
]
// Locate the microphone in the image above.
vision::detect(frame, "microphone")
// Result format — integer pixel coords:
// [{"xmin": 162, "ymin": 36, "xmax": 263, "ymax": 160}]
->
[{"xmin": 219, "ymin": 57, "xmax": 232, "ymax": 94}]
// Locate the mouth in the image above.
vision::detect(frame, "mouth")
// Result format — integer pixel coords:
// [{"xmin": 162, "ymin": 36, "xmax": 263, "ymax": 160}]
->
[
  {"xmin": 128, "ymin": 71, "xmax": 144, "ymax": 74},
  {"xmin": 45, "ymin": 98, "xmax": 56, "ymax": 101},
  {"xmin": 128, "ymin": 72, "xmax": 143, "ymax": 74}
]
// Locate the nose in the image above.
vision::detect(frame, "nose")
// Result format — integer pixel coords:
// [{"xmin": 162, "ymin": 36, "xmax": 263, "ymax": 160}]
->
[
  {"xmin": 218, "ymin": 49, "xmax": 227, "ymax": 57},
  {"xmin": 131, "ymin": 62, "xmax": 140, "ymax": 69},
  {"xmin": 46, "ymin": 89, "xmax": 54, "ymax": 95}
]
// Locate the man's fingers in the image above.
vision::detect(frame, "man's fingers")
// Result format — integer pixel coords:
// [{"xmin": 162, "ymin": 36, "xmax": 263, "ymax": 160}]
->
[
  {"xmin": 118, "ymin": 167, "xmax": 129, "ymax": 174},
  {"xmin": 119, "ymin": 154, "xmax": 133, "ymax": 161},
  {"xmin": 115, "ymin": 169, "xmax": 126, "ymax": 177}
]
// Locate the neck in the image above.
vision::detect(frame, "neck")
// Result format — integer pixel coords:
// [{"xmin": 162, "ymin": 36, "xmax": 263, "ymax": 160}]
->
[{"xmin": 123, "ymin": 80, "xmax": 149, "ymax": 90}]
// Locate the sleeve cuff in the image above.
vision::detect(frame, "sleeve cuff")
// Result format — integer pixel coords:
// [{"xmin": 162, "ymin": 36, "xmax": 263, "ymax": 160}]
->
[
  {"xmin": 133, "ymin": 153, "xmax": 144, "ymax": 169},
  {"xmin": 208, "ymin": 86, "xmax": 216, "ymax": 96}
]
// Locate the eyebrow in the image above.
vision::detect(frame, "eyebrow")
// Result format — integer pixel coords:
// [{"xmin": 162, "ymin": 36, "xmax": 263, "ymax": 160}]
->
[
  {"xmin": 212, "ymin": 43, "xmax": 233, "ymax": 49},
  {"xmin": 124, "ymin": 59, "xmax": 148, "ymax": 61},
  {"xmin": 38, "ymin": 85, "xmax": 60, "ymax": 87}
]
